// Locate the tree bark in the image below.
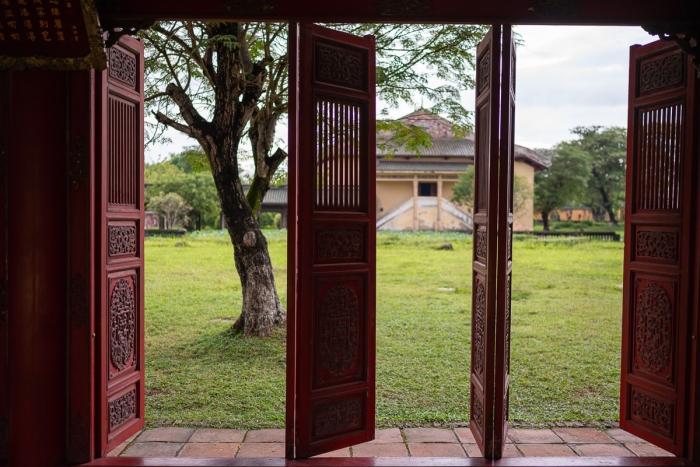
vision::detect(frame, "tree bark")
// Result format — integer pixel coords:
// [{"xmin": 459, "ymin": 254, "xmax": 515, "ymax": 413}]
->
[{"xmin": 541, "ymin": 210, "xmax": 551, "ymax": 231}]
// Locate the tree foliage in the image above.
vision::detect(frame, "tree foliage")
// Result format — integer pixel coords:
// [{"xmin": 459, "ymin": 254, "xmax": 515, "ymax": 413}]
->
[
  {"xmin": 451, "ymin": 166, "xmax": 532, "ymax": 218},
  {"xmin": 148, "ymin": 192, "xmax": 192, "ymax": 229}
]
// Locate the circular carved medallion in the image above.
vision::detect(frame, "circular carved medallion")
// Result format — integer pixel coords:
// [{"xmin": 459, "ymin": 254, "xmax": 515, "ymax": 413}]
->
[
  {"xmin": 635, "ymin": 282, "xmax": 672, "ymax": 375},
  {"xmin": 110, "ymin": 278, "xmax": 135, "ymax": 371},
  {"xmin": 318, "ymin": 284, "xmax": 360, "ymax": 377},
  {"xmin": 473, "ymin": 282, "xmax": 486, "ymax": 376}
]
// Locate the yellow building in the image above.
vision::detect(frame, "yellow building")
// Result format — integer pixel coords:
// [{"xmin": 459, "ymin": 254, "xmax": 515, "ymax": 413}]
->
[{"xmin": 376, "ymin": 110, "xmax": 550, "ymax": 232}]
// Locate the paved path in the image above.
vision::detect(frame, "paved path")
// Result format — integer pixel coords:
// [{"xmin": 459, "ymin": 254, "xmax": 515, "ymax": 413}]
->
[{"xmin": 109, "ymin": 427, "xmax": 674, "ymax": 459}]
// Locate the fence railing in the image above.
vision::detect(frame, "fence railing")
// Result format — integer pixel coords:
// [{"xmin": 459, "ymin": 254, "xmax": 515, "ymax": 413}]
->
[{"xmin": 514, "ymin": 230, "xmax": 621, "ymax": 242}]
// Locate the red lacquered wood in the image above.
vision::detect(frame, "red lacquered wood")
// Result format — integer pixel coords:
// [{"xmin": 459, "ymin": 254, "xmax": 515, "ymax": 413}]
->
[
  {"xmin": 287, "ymin": 23, "xmax": 376, "ymax": 459},
  {"xmin": 95, "ymin": 35, "xmax": 146, "ymax": 457},
  {"xmin": 621, "ymin": 40, "xmax": 698, "ymax": 457},
  {"xmin": 79, "ymin": 456, "xmax": 697, "ymax": 467},
  {"xmin": 67, "ymin": 69, "xmax": 98, "ymax": 464},
  {"xmin": 99, "ymin": 0, "xmax": 691, "ymax": 26},
  {"xmin": 0, "ymin": 71, "xmax": 8, "ymax": 465},
  {"xmin": 470, "ymin": 25, "xmax": 515, "ymax": 460}
]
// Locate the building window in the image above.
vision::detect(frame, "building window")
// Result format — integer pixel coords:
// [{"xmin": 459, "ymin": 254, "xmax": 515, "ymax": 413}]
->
[{"xmin": 418, "ymin": 182, "xmax": 437, "ymax": 196}]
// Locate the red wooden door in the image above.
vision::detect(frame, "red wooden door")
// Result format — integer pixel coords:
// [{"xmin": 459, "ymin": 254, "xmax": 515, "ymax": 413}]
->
[
  {"xmin": 95, "ymin": 35, "xmax": 146, "ymax": 456},
  {"xmin": 287, "ymin": 23, "xmax": 376, "ymax": 459},
  {"xmin": 621, "ymin": 40, "xmax": 699, "ymax": 457},
  {"xmin": 470, "ymin": 24, "xmax": 515, "ymax": 460}
]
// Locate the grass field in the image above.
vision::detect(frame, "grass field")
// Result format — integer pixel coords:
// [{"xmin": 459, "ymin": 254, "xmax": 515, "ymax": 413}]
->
[{"xmin": 144, "ymin": 230, "xmax": 624, "ymax": 428}]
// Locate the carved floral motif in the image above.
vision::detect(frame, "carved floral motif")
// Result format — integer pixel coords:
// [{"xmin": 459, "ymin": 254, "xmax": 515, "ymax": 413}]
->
[
  {"xmin": 70, "ymin": 275, "xmax": 89, "ymax": 328},
  {"xmin": 110, "ymin": 279, "xmax": 136, "ymax": 371},
  {"xmin": 473, "ymin": 282, "xmax": 486, "ymax": 376},
  {"xmin": 374, "ymin": 0, "xmax": 430, "ymax": 16},
  {"xmin": 632, "ymin": 389, "xmax": 672, "ymax": 434},
  {"xmin": 318, "ymin": 229, "xmax": 362, "ymax": 259},
  {"xmin": 478, "ymin": 52, "xmax": 490, "ymax": 94},
  {"xmin": 316, "ymin": 44, "xmax": 363, "ymax": 88},
  {"xmin": 318, "ymin": 285, "xmax": 360, "ymax": 378},
  {"xmin": 476, "ymin": 229, "xmax": 487, "ymax": 259},
  {"xmin": 109, "ymin": 226, "xmax": 137, "ymax": 256},
  {"xmin": 472, "ymin": 392, "xmax": 484, "ymax": 428},
  {"xmin": 314, "ymin": 398, "xmax": 362, "ymax": 437},
  {"xmin": 109, "ymin": 389, "xmax": 136, "ymax": 431},
  {"xmin": 636, "ymin": 230, "xmax": 677, "ymax": 261},
  {"xmin": 635, "ymin": 282, "xmax": 672, "ymax": 375},
  {"xmin": 109, "ymin": 47, "xmax": 137, "ymax": 87},
  {"xmin": 640, "ymin": 53, "xmax": 683, "ymax": 93}
]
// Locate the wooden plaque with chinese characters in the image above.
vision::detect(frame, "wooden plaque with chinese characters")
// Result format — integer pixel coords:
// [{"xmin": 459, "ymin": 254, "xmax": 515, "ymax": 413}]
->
[{"xmin": 0, "ymin": 0, "xmax": 105, "ymax": 70}]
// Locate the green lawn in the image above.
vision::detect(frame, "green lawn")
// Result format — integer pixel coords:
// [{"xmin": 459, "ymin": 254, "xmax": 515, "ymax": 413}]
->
[{"xmin": 144, "ymin": 230, "xmax": 624, "ymax": 428}]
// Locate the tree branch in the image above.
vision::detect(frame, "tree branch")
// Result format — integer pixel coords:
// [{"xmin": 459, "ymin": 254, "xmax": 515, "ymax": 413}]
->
[{"xmin": 153, "ymin": 111, "xmax": 195, "ymax": 137}]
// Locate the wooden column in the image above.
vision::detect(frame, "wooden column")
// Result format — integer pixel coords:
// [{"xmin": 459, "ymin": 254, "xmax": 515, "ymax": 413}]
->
[
  {"xmin": 412, "ymin": 175, "xmax": 418, "ymax": 231},
  {"xmin": 437, "ymin": 175, "xmax": 443, "ymax": 231}
]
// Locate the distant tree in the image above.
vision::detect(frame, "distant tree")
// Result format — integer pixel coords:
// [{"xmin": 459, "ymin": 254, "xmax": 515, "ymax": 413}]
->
[
  {"xmin": 534, "ymin": 142, "xmax": 591, "ymax": 231},
  {"xmin": 571, "ymin": 126, "xmax": 627, "ymax": 225},
  {"xmin": 148, "ymin": 192, "xmax": 192, "ymax": 229},
  {"xmin": 451, "ymin": 166, "xmax": 532, "ymax": 218}
]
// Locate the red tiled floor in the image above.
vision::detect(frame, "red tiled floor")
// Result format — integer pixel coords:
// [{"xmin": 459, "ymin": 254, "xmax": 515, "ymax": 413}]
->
[
  {"xmin": 463, "ymin": 443, "xmax": 521, "ymax": 457},
  {"xmin": 189, "ymin": 428, "xmax": 246, "ymax": 443},
  {"xmin": 244, "ymin": 429, "xmax": 285, "ymax": 443},
  {"xmin": 313, "ymin": 448, "xmax": 351, "ymax": 457},
  {"xmin": 237, "ymin": 443, "xmax": 285, "ymax": 458},
  {"xmin": 178, "ymin": 442, "xmax": 240, "ymax": 457},
  {"xmin": 408, "ymin": 443, "xmax": 466, "ymax": 457},
  {"xmin": 573, "ymin": 443, "xmax": 636, "ymax": 457},
  {"xmin": 553, "ymin": 428, "xmax": 615, "ymax": 444},
  {"xmin": 367, "ymin": 428, "xmax": 403, "ymax": 444},
  {"xmin": 503, "ymin": 444, "xmax": 523, "ymax": 457},
  {"xmin": 352, "ymin": 443, "xmax": 409, "ymax": 457},
  {"xmin": 402, "ymin": 428, "xmax": 458, "ymax": 443},
  {"xmin": 122, "ymin": 442, "xmax": 183, "ymax": 457},
  {"xmin": 106, "ymin": 432, "xmax": 140, "ymax": 457},
  {"xmin": 625, "ymin": 443, "xmax": 674, "ymax": 457},
  {"xmin": 606, "ymin": 428, "xmax": 646, "ymax": 443},
  {"xmin": 454, "ymin": 428, "xmax": 476, "ymax": 444},
  {"xmin": 508, "ymin": 429, "xmax": 563, "ymax": 444},
  {"xmin": 137, "ymin": 427, "xmax": 194, "ymax": 443},
  {"xmin": 517, "ymin": 443, "xmax": 577, "ymax": 457}
]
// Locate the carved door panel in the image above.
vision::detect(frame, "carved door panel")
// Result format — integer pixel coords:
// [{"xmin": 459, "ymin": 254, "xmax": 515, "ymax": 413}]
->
[
  {"xmin": 287, "ymin": 23, "xmax": 376, "ymax": 459},
  {"xmin": 95, "ymin": 35, "xmax": 145, "ymax": 456},
  {"xmin": 621, "ymin": 40, "xmax": 698, "ymax": 457},
  {"xmin": 470, "ymin": 24, "xmax": 515, "ymax": 460}
]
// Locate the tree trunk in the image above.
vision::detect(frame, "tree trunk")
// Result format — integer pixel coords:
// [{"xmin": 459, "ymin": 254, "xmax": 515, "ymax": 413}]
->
[{"xmin": 542, "ymin": 210, "xmax": 551, "ymax": 231}]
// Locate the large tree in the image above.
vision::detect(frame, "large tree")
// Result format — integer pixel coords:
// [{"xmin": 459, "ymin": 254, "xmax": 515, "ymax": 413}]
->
[
  {"xmin": 534, "ymin": 142, "xmax": 590, "ymax": 231},
  {"xmin": 142, "ymin": 22, "xmax": 488, "ymax": 336}
]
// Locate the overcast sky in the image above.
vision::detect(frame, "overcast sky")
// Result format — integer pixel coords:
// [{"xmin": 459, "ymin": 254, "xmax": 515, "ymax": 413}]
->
[{"xmin": 145, "ymin": 25, "xmax": 657, "ymax": 163}]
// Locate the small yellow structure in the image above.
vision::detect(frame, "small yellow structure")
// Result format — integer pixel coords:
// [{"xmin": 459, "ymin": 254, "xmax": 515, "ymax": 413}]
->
[{"xmin": 376, "ymin": 110, "xmax": 550, "ymax": 232}]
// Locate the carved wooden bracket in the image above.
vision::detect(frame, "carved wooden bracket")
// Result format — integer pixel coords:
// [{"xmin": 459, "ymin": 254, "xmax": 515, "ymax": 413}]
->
[
  {"xmin": 643, "ymin": 24, "xmax": 700, "ymax": 73},
  {"xmin": 102, "ymin": 20, "xmax": 156, "ymax": 49}
]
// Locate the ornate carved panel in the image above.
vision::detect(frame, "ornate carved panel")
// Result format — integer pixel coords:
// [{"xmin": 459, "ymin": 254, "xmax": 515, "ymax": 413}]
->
[
  {"xmin": 507, "ymin": 226, "xmax": 512, "ymax": 261},
  {"xmin": 631, "ymin": 388, "xmax": 673, "ymax": 435},
  {"xmin": 640, "ymin": 52, "xmax": 683, "ymax": 93},
  {"xmin": 315, "ymin": 42, "xmax": 364, "ymax": 89},
  {"xmin": 108, "ymin": 96, "xmax": 137, "ymax": 206},
  {"xmin": 634, "ymin": 281, "xmax": 673, "ymax": 378},
  {"xmin": 636, "ymin": 230, "xmax": 677, "ymax": 261},
  {"xmin": 478, "ymin": 52, "xmax": 490, "ymax": 95},
  {"xmin": 374, "ymin": 0, "xmax": 430, "ymax": 16},
  {"xmin": 475, "ymin": 228, "xmax": 487, "ymax": 260},
  {"xmin": 70, "ymin": 275, "xmax": 89, "ymax": 328},
  {"xmin": 110, "ymin": 278, "xmax": 136, "ymax": 372},
  {"xmin": 109, "ymin": 47, "xmax": 137, "ymax": 88},
  {"xmin": 471, "ymin": 389, "xmax": 484, "ymax": 432},
  {"xmin": 109, "ymin": 389, "xmax": 136, "ymax": 431},
  {"xmin": 318, "ymin": 229, "xmax": 362, "ymax": 260},
  {"xmin": 109, "ymin": 225, "xmax": 137, "ymax": 256},
  {"xmin": 476, "ymin": 104, "xmax": 490, "ymax": 212},
  {"xmin": 313, "ymin": 397, "xmax": 363, "ymax": 438},
  {"xmin": 473, "ymin": 280, "xmax": 486, "ymax": 377},
  {"xmin": 316, "ymin": 284, "xmax": 361, "ymax": 381}
]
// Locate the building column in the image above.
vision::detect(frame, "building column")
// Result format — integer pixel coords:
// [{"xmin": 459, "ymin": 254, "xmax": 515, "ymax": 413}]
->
[
  {"xmin": 412, "ymin": 175, "xmax": 418, "ymax": 231},
  {"xmin": 437, "ymin": 175, "xmax": 443, "ymax": 231}
]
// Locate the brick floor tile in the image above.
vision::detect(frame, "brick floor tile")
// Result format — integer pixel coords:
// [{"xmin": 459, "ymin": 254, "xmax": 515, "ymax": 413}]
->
[
  {"xmin": 408, "ymin": 443, "xmax": 466, "ymax": 457},
  {"xmin": 137, "ymin": 427, "xmax": 195, "ymax": 443},
  {"xmin": 244, "ymin": 429, "xmax": 285, "ymax": 443},
  {"xmin": 402, "ymin": 428, "xmax": 458, "ymax": 443},
  {"xmin": 605, "ymin": 428, "xmax": 646, "ymax": 444},
  {"xmin": 106, "ymin": 431, "xmax": 141, "ymax": 457},
  {"xmin": 463, "ymin": 444, "xmax": 521, "ymax": 457},
  {"xmin": 366, "ymin": 428, "xmax": 403, "ymax": 444},
  {"xmin": 237, "ymin": 443, "xmax": 285, "ymax": 458},
  {"xmin": 625, "ymin": 443, "xmax": 675, "ymax": 457},
  {"xmin": 352, "ymin": 443, "xmax": 409, "ymax": 457},
  {"xmin": 454, "ymin": 428, "xmax": 476, "ymax": 444},
  {"xmin": 518, "ymin": 444, "xmax": 578, "ymax": 457},
  {"xmin": 574, "ymin": 444, "xmax": 636, "ymax": 457},
  {"xmin": 503, "ymin": 444, "xmax": 523, "ymax": 457},
  {"xmin": 313, "ymin": 448, "xmax": 351, "ymax": 457},
  {"xmin": 508, "ymin": 429, "xmax": 563, "ymax": 444},
  {"xmin": 553, "ymin": 428, "xmax": 615, "ymax": 444},
  {"xmin": 122, "ymin": 442, "xmax": 182, "ymax": 457},
  {"xmin": 178, "ymin": 443, "xmax": 240, "ymax": 458},
  {"xmin": 190, "ymin": 428, "xmax": 246, "ymax": 443}
]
